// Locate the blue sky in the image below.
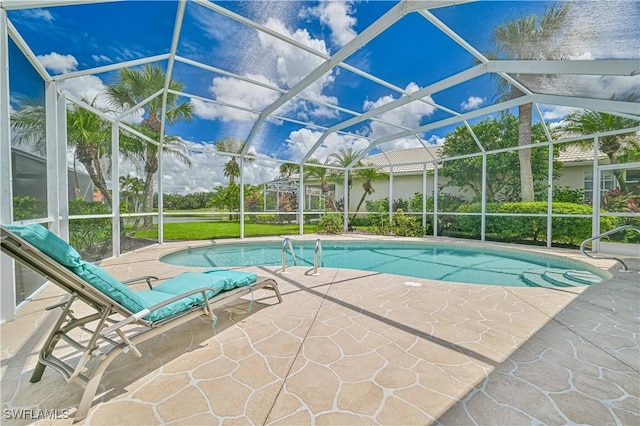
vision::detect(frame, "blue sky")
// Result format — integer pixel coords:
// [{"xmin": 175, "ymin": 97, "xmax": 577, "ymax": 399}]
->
[{"xmin": 7, "ymin": 0, "xmax": 639, "ymax": 192}]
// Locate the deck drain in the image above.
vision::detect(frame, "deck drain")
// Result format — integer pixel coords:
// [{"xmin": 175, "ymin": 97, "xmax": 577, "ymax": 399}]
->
[{"xmin": 404, "ymin": 281, "xmax": 423, "ymax": 287}]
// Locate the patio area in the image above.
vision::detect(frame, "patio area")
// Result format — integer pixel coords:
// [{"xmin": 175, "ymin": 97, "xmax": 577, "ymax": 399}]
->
[{"xmin": 1, "ymin": 236, "xmax": 638, "ymax": 425}]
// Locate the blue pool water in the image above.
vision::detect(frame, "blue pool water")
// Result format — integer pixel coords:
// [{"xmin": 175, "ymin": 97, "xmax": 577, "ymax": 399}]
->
[{"xmin": 160, "ymin": 241, "xmax": 608, "ymax": 287}]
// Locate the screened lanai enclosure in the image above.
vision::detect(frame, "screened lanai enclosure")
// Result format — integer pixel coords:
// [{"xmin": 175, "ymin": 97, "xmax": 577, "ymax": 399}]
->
[{"xmin": 1, "ymin": 0, "xmax": 639, "ymax": 321}]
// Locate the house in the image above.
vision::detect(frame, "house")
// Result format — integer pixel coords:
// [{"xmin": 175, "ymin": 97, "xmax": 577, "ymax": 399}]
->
[{"xmin": 294, "ymin": 144, "xmax": 639, "ymax": 212}]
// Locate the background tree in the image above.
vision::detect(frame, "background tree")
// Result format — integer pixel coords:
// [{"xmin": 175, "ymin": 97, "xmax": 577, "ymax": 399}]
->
[
  {"xmin": 279, "ymin": 162, "xmax": 298, "ymax": 178},
  {"xmin": 352, "ymin": 166, "xmax": 388, "ymax": 220},
  {"xmin": 441, "ymin": 114, "xmax": 559, "ymax": 202},
  {"xmin": 11, "ymin": 98, "xmax": 114, "ymax": 205},
  {"xmin": 214, "ymin": 137, "xmax": 253, "ymax": 184},
  {"xmin": 327, "ymin": 147, "xmax": 364, "ymax": 211},
  {"xmin": 106, "ymin": 64, "xmax": 194, "ymax": 227},
  {"xmin": 489, "ymin": 4, "xmax": 570, "ymax": 201},
  {"xmin": 304, "ymin": 158, "xmax": 337, "ymax": 211},
  {"xmin": 560, "ymin": 110, "xmax": 640, "ymax": 192}
]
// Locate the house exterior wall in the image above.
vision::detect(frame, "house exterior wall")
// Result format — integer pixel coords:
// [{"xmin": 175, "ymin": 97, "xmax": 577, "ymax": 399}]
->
[{"xmin": 320, "ymin": 163, "xmax": 595, "ymax": 213}]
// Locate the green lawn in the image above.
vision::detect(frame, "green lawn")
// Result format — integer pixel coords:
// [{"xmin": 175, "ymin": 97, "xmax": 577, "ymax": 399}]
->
[{"xmin": 133, "ymin": 221, "xmax": 318, "ymax": 240}]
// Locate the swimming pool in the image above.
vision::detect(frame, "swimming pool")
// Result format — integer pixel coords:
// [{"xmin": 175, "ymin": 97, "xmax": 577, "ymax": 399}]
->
[{"xmin": 161, "ymin": 241, "xmax": 608, "ymax": 287}]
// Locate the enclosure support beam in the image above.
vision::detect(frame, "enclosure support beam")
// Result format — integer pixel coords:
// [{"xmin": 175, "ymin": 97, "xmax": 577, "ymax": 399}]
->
[
  {"xmin": 56, "ymin": 91, "xmax": 69, "ymax": 241},
  {"xmin": 433, "ymin": 165, "xmax": 439, "ymax": 237},
  {"xmin": 112, "ymin": 123, "xmax": 121, "ymax": 257},
  {"xmin": 389, "ymin": 168, "xmax": 394, "ymax": 223},
  {"xmin": 422, "ymin": 164, "xmax": 427, "ymax": 235},
  {"xmin": 0, "ymin": 9, "xmax": 16, "ymax": 322},
  {"xmin": 240, "ymin": 157, "xmax": 245, "ymax": 239},
  {"xmin": 546, "ymin": 142, "xmax": 554, "ymax": 248},
  {"xmin": 298, "ymin": 165, "xmax": 304, "ymax": 236},
  {"xmin": 591, "ymin": 137, "xmax": 601, "ymax": 253},
  {"xmin": 45, "ymin": 82, "xmax": 60, "ymax": 236},
  {"xmin": 344, "ymin": 172, "xmax": 349, "ymax": 233},
  {"xmin": 481, "ymin": 154, "xmax": 487, "ymax": 242}
]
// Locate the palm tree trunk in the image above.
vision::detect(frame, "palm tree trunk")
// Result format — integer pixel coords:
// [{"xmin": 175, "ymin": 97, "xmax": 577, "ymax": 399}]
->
[
  {"xmin": 142, "ymin": 170, "xmax": 155, "ymax": 228},
  {"xmin": 518, "ymin": 103, "xmax": 535, "ymax": 202},
  {"xmin": 79, "ymin": 159, "xmax": 112, "ymax": 207},
  {"xmin": 352, "ymin": 191, "xmax": 369, "ymax": 221}
]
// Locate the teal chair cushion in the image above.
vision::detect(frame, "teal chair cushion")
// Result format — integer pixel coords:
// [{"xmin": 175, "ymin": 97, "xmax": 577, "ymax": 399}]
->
[
  {"xmin": 134, "ymin": 290, "xmax": 196, "ymax": 322},
  {"xmin": 5, "ymin": 224, "xmax": 82, "ymax": 268},
  {"xmin": 203, "ymin": 270, "xmax": 257, "ymax": 289},
  {"xmin": 153, "ymin": 272, "xmax": 229, "ymax": 305},
  {"xmin": 72, "ymin": 261, "xmax": 147, "ymax": 314}
]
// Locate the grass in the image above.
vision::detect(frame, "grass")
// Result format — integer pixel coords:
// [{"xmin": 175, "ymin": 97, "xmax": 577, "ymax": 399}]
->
[{"xmin": 133, "ymin": 221, "xmax": 318, "ymax": 240}]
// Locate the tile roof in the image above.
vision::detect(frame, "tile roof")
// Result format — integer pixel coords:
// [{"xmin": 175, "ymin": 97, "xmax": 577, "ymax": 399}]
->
[{"xmin": 363, "ymin": 144, "xmax": 608, "ymax": 174}]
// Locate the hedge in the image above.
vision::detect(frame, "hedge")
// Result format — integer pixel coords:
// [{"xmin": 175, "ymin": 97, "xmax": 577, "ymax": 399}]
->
[{"xmin": 457, "ymin": 202, "xmax": 617, "ymax": 246}]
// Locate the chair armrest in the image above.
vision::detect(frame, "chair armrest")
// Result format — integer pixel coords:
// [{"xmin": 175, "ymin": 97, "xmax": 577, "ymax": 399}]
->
[
  {"xmin": 100, "ymin": 287, "xmax": 214, "ymax": 335},
  {"xmin": 122, "ymin": 275, "xmax": 159, "ymax": 289}
]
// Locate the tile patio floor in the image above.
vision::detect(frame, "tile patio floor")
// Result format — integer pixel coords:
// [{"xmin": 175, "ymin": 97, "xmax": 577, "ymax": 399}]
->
[{"xmin": 1, "ymin": 235, "xmax": 638, "ymax": 425}]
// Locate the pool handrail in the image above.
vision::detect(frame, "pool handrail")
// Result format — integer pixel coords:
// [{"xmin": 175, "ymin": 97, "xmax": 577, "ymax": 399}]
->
[
  {"xmin": 580, "ymin": 224, "xmax": 640, "ymax": 271},
  {"xmin": 281, "ymin": 237, "xmax": 297, "ymax": 273},
  {"xmin": 313, "ymin": 239, "xmax": 324, "ymax": 276}
]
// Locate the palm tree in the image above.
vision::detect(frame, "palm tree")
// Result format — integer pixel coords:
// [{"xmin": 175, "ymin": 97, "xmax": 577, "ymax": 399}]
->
[
  {"xmin": 561, "ymin": 111, "xmax": 640, "ymax": 192},
  {"xmin": 327, "ymin": 147, "xmax": 364, "ymax": 207},
  {"xmin": 119, "ymin": 174, "xmax": 145, "ymax": 213},
  {"xmin": 214, "ymin": 137, "xmax": 251, "ymax": 184},
  {"xmin": 11, "ymin": 98, "xmax": 114, "ymax": 205},
  {"xmin": 489, "ymin": 4, "xmax": 571, "ymax": 201},
  {"xmin": 352, "ymin": 166, "xmax": 388, "ymax": 220},
  {"xmin": 106, "ymin": 64, "xmax": 194, "ymax": 227},
  {"xmin": 304, "ymin": 158, "xmax": 337, "ymax": 211},
  {"xmin": 279, "ymin": 162, "xmax": 298, "ymax": 178}
]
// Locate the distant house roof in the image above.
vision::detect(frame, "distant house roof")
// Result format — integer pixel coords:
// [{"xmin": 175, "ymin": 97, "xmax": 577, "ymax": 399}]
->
[{"xmin": 363, "ymin": 144, "xmax": 608, "ymax": 174}]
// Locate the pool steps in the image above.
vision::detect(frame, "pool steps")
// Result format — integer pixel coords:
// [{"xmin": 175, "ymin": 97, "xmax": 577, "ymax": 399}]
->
[{"xmin": 520, "ymin": 268, "xmax": 603, "ymax": 287}]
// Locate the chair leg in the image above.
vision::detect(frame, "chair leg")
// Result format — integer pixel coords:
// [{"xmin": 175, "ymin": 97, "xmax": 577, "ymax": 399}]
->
[
  {"xmin": 30, "ymin": 297, "xmax": 76, "ymax": 383},
  {"xmin": 270, "ymin": 282, "xmax": 283, "ymax": 303},
  {"xmin": 73, "ymin": 344, "xmax": 124, "ymax": 423}
]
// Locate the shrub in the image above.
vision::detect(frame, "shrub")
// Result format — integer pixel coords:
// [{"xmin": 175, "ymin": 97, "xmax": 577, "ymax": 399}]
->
[
  {"xmin": 13, "ymin": 196, "xmax": 47, "ymax": 221},
  {"xmin": 68, "ymin": 199, "xmax": 112, "ymax": 260},
  {"xmin": 317, "ymin": 213, "xmax": 344, "ymax": 234},
  {"xmin": 390, "ymin": 209, "xmax": 423, "ymax": 237},
  {"xmin": 552, "ymin": 186, "xmax": 585, "ymax": 203},
  {"xmin": 457, "ymin": 202, "xmax": 617, "ymax": 246}
]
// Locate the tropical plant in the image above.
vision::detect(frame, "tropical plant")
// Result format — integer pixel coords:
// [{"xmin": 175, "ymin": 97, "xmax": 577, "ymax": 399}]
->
[
  {"xmin": 119, "ymin": 174, "xmax": 145, "ymax": 213},
  {"xmin": 304, "ymin": 158, "xmax": 337, "ymax": 211},
  {"xmin": 488, "ymin": 4, "xmax": 571, "ymax": 201},
  {"xmin": 440, "ymin": 113, "xmax": 559, "ymax": 201},
  {"xmin": 351, "ymin": 166, "xmax": 388, "ymax": 220},
  {"xmin": 106, "ymin": 64, "xmax": 194, "ymax": 227},
  {"xmin": 213, "ymin": 137, "xmax": 251, "ymax": 184},
  {"xmin": 279, "ymin": 162, "xmax": 299, "ymax": 178},
  {"xmin": 11, "ymin": 98, "xmax": 115, "ymax": 205},
  {"xmin": 560, "ymin": 110, "xmax": 640, "ymax": 192},
  {"xmin": 326, "ymin": 147, "xmax": 366, "ymax": 214}
]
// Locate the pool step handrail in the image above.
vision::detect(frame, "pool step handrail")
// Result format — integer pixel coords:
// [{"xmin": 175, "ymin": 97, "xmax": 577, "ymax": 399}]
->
[
  {"xmin": 313, "ymin": 239, "xmax": 324, "ymax": 276},
  {"xmin": 281, "ymin": 237, "xmax": 297, "ymax": 273},
  {"xmin": 580, "ymin": 225, "xmax": 640, "ymax": 271}
]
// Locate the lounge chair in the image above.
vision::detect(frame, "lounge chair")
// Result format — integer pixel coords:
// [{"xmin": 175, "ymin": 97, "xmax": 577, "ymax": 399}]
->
[{"xmin": 0, "ymin": 224, "xmax": 282, "ymax": 422}]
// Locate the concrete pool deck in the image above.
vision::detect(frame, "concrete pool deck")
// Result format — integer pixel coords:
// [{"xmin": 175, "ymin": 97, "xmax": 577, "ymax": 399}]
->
[{"xmin": 1, "ymin": 235, "xmax": 638, "ymax": 425}]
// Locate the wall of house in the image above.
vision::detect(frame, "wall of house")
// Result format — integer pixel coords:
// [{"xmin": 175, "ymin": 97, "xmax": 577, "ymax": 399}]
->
[{"xmin": 554, "ymin": 163, "xmax": 590, "ymax": 190}]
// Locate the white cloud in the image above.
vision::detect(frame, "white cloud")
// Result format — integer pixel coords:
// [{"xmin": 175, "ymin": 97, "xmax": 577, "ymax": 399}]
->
[
  {"xmin": 193, "ymin": 74, "xmax": 281, "ymax": 122},
  {"xmin": 285, "ymin": 128, "xmax": 370, "ymax": 163},
  {"xmin": 460, "ymin": 96, "xmax": 485, "ymax": 111},
  {"xmin": 91, "ymin": 54, "xmax": 112, "ymax": 63},
  {"xmin": 427, "ymin": 135, "xmax": 445, "ymax": 146},
  {"xmin": 37, "ymin": 52, "xmax": 78, "ymax": 74},
  {"xmin": 306, "ymin": 1, "xmax": 357, "ymax": 47},
  {"xmin": 20, "ymin": 9, "xmax": 54, "ymax": 22},
  {"xmin": 257, "ymin": 18, "xmax": 339, "ymax": 118},
  {"xmin": 360, "ymin": 82, "xmax": 437, "ymax": 150},
  {"xmin": 154, "ymin": 140, "xmax": 279, "ymax": 193},
  {"xmin": 539, "ymin": 104, "xmax": 577, "ymax": 121}
]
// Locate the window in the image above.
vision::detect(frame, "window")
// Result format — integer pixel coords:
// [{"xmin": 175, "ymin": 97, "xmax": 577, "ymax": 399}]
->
[
  {"xmin": 625, "ymin": 169, "xmax": 640, "ymax": 195},
  {"xmin": 584, "ymin": 170, "xmax": 616, "ymax": 201}
]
